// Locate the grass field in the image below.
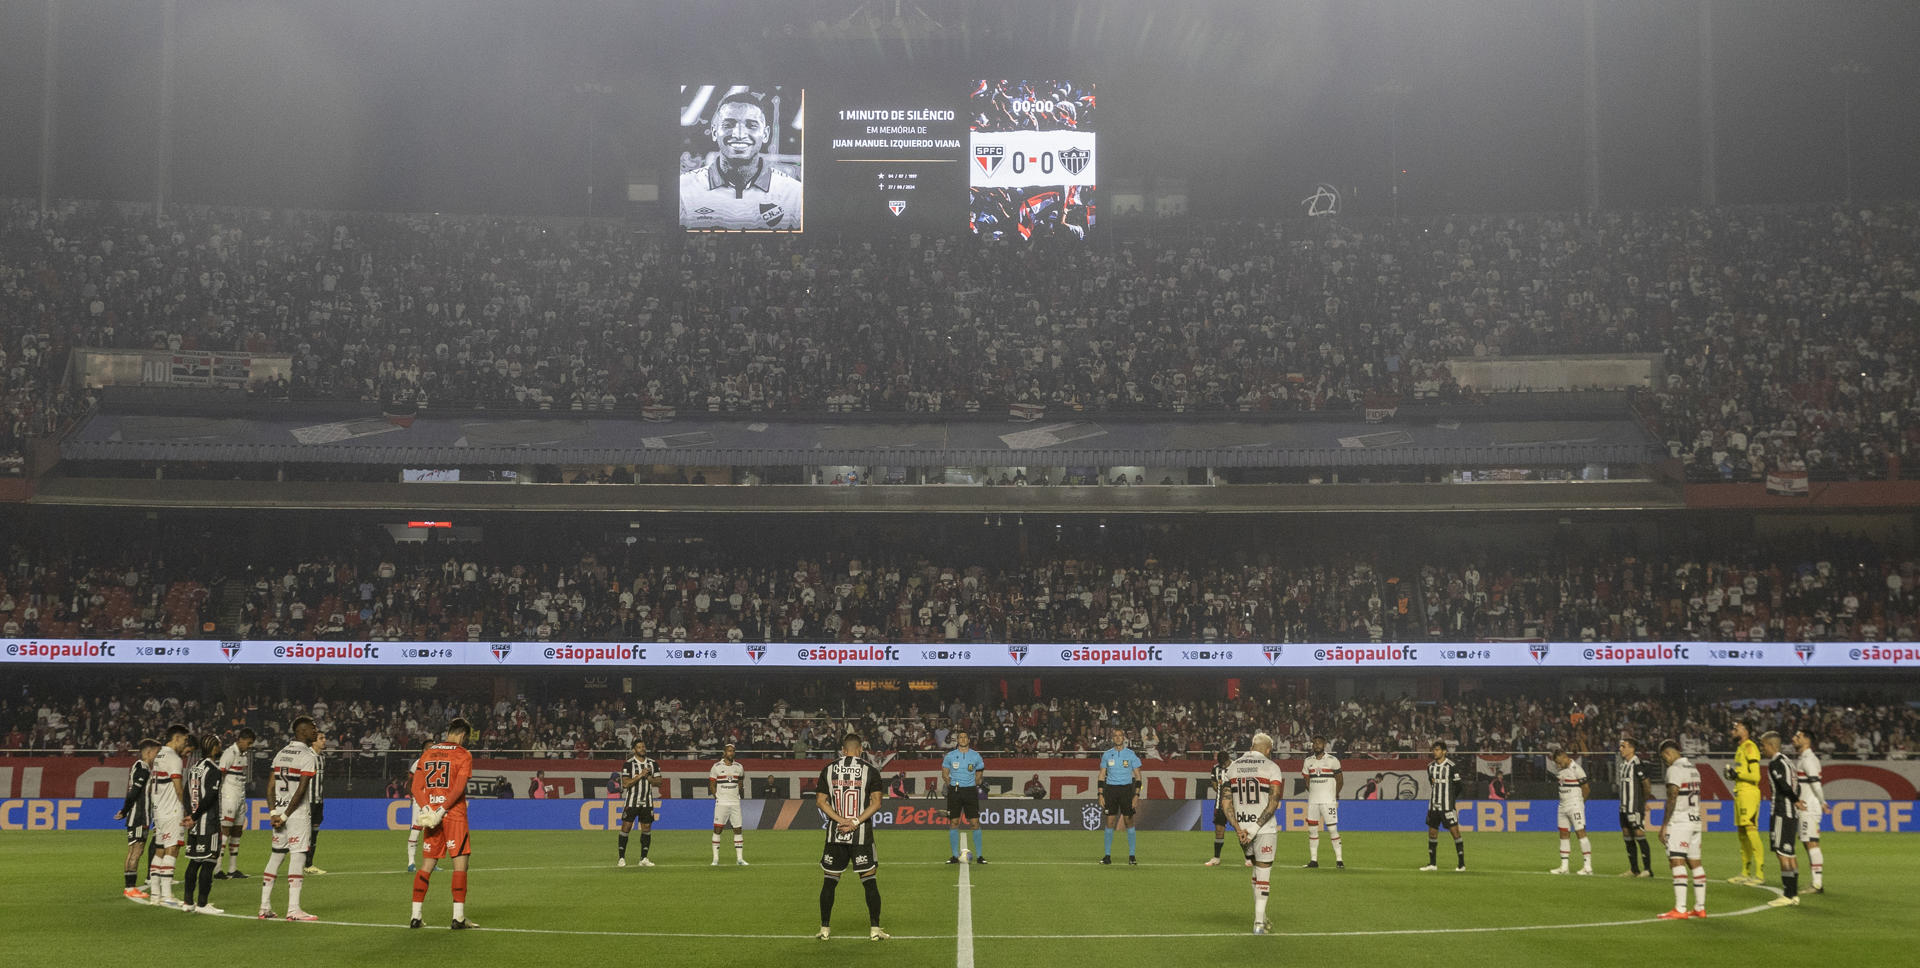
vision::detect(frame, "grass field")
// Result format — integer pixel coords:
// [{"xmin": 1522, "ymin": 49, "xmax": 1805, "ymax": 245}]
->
[{"xmin": 2, "ymin": 829, "xmax": 1908, "ymax": 967}]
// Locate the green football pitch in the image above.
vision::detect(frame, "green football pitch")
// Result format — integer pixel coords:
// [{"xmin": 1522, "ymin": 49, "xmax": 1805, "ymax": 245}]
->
[{"xmin": 2, "ymin": 830, "xmax": 1907, "ymax": 967}]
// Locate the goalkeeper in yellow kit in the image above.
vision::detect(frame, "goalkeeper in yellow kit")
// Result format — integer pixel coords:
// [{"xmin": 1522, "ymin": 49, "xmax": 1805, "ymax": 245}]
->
[{"xmin": 1725, "ymin": 720, "xmax": 1764, "ymax": 885}]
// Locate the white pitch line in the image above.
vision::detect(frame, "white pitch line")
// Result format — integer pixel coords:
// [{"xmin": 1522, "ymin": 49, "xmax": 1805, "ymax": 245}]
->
[
  {"xmin": 956, "ymin": 858, "xmax": 975, "ymax": 968},
  {"xmin": 206, "ymin": 909, "xmax": 950, "ymax": 939}
]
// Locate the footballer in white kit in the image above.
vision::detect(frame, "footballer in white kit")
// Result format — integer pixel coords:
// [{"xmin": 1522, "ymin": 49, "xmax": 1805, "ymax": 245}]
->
[
  {"xmin": 709, "ymin": 744, "xmax": 748, "ymax": 865},
  {"xmin": 1301, "ymin": 736, "xmax": 1344, "ymax": 868},
  {"xmin": 1548, "ymin": 749, "xmax": 1593, "ymax": 874},
  {"xmin": 1218, "ymin": 733, "xmax": 1285, "ymax": 934},
  {"xmin": 268, "ymin": 735, "xmax": 320, "ymax": 853},
  {"xmin": 1791, "ymin": 730, "xmax": 1828, "ymax": 892},
  {"xmin": 149, "ymin": 740, "xmax": 188, "ymax": 849},
  {"xmin": 1656, "ymin": 740, "xmax": 1708, "ymax": 919}
]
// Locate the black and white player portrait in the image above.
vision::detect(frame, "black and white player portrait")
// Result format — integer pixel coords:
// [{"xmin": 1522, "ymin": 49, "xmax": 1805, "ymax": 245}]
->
[{"xmin": 679, "ymin": 84, "xmax": 804, "ymax": 231}]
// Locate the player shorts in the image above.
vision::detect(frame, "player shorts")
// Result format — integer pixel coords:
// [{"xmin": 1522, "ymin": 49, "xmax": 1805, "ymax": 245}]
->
[
  {"xmin": 1426, "ymin": 808, "xmax": 1458, "ymax": 828},
  {"xmin": 186, "ymin": 826, "xmax": 222, "ymax": 862},
  {"xmin": 1769, "ymin": 814, "xmax": 1798, "ymax": 856},
  {"xmin": 947, "ymin": 787, "xmax": 981, "ymax": 821},
  {"xmin": 1241, "ymin": 828, "xmax": 1277, "ymax": 865},
  {"xmin": 712, "ymin": 801, "xmax": 744, "ymax": 828},
  {"xmin": 219, "ymin": 787, "xmax": 246, "ymax": 825},
  {"xmin": 1664, "ymin": 825, "xmax": 1702, "ymax": 861},
  {"xmin": 422, "ymin": 816, "xmax": 471, "ymax": 859},
  {"xmin": 621, "ymin": 806, "xmax": 656, "ymax": 825},
  {"xmin": 1733, "ymin": 788, "xmax": 1760, "ymax": 827},
  {"xmin": 1557, "ymin": 802, "xmax": 1586, "ymax": 831},
  {"xmin": 1796, "ymin": 807, "xmax": 1822, "ymax": 841},
  {"xmin": 1212, "ymin": 806, "xmax": 1233, "ymax": 828},
  {"xmin": 152, "ymin": 811, "xmax": 186, "ymax": 849},
  {"xmin": 1100, "ymin": 783, "xmax": 1136, "ymax": 818},
  {"xmin": 270, "ymin": 814, "xmax": 312, "ymax": 853},
  {"xmin": 1307, "ymin": 801, "xmax": 1340, "ymax": 828},
  {"xmin": 1619, "ymin": 810, "xmax": 1645, "ymax": 833},
  {"xmin": 821, "ymin": 841, "xmax": 877, "ymax": 876},
  {"xmin": 125, "ymin": 813, "xmax": 149, "ymax": 845}
]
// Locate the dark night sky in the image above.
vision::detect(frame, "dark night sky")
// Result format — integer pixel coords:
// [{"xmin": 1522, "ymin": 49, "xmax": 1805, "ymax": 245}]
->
[{"xmin": 0, "ymin": 0, "xmax": 1912, "ymax": 218}]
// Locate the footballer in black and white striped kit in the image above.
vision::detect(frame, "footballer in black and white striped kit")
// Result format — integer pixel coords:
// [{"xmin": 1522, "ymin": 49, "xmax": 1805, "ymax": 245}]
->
[
  {"xmin": 617, "ymin": 739, "xmax": 658, "ymax": 867},
  {"xmin": 814, "ymin": 733, "xmax": 887, "ymax": 942},
  {"xmin": 1422, "ymin": 741, "xmax": 1466, "ymax": 871}
]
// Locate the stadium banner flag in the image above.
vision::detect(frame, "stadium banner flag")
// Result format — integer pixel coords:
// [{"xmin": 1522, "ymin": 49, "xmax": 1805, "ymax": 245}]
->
[
  {"xmin": 6, "ymin": 797, "xmax": 1916, "ymax": 833},
  {"xmin": 6, "ymin": 638, "xmax": 1919, "ymax": 670},
  {"xmin": 1765, "ymin": 470, "xmax": 1811, "ymax": 496}
]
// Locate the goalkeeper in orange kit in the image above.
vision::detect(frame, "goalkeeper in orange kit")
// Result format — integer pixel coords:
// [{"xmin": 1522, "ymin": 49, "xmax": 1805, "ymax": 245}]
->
[{"xmin": 409, "ymin": 718, "xmax": 476, "ymax": 929}]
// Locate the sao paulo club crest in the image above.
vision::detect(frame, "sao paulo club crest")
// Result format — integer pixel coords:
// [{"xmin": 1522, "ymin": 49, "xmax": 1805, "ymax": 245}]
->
[
  {"xmin": 747, "ymin": 644, "xmax": 767, "ymax": 664},
  {"xmin": 1008, "ymin": 644, "xmax": 1028, "ymax": 665},
  {"xmin": 221, "ymin": 641, "xmax": 243, "ymax": 661},
  {"xmin": 1059, "ymin": 146, "xmax": 1090, "ymax": 176},
  {"xmin": 974, "ymin": 145, "xmax": 1005, "ymax": 176},
  {"xmin": 491, "ymin": 643, "xmax": 512, "ymax": 662},
  {"xmin": 1528, "ymin": 643, "xmax": 1551, "ymax": 664},
  {"xmin": 888, "ymin": 199, "xmax": 906, "ymax": 216},
  {"xmin": 1793, "ymin": 642, "xmax": 1816, "ymax": 664},
  {"xmin": 1262, "ymin": 644, "xmax": 1284, "ymax": 664}
]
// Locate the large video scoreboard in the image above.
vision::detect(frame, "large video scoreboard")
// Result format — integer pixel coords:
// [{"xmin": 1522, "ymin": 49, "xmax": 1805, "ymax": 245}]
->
[{"xmin": 676, "ymin": 76, "xmax": 1096, "ymax": 238}]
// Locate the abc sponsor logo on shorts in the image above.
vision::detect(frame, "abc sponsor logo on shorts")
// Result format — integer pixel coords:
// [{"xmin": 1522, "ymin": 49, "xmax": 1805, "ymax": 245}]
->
[
  {"xmin": 1058, "ymin": 646, "xmax": 1164, "ymax": 665},
  {"xmin": 541, "ymin": 645, "xmax": 645, "ymax": 664},
  {"xmin": 1312, "ymin": 646, "xmax": 1417, "ymax": 664},
  {"xmin": 1579, "ymin": 644, "xmax": 1690, "ymax": 664},
  {"xmin": 3, "ymin": 640, "xmax": 118, "ymax": 659}
]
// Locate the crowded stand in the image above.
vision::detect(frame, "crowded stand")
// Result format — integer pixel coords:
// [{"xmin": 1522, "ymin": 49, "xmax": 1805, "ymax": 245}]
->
[
  {"xmin": 4, "ymin": 672, "xmax": 1914, "ymax": 770},
  {"xmin": 3, "ymin": 528, "xmax": 1916, "ymax": 646},
  {"xmin": 5, "ymin": 199, "xmax": 1919, "ymax": 479}
]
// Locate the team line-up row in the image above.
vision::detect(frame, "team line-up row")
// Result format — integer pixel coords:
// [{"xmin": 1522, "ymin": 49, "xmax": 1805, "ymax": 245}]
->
[{"xmin": 110, "ymin": 721, "xmax": 1835, "ymax": 936}]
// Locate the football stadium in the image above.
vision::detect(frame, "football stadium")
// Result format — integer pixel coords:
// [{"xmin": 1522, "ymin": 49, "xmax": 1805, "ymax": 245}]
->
[{"xmin": 1, "ymin": 2, "xmax": 1917, "ymax": 966}]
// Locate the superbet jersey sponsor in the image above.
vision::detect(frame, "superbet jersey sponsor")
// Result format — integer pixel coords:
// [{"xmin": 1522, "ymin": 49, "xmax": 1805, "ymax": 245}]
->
[
  {"xmin": 968, "ymin": 131, "xmax": 1096, "ymax": 188},
  {"xmin": 5, "ymin": 638, "xmax": 1918, "ymax": 669}
]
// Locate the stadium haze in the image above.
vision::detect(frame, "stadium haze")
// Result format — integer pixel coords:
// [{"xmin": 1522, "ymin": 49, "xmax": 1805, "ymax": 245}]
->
[{"xmin": 2, "ymin": 2, "xmax": 1919, "ymax": 968}]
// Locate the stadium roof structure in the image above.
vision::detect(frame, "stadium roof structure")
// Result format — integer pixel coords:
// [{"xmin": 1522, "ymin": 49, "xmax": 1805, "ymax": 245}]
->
[{"xmin": 63, "ymin": 408, "xmax": 1658, "ymax": 471}]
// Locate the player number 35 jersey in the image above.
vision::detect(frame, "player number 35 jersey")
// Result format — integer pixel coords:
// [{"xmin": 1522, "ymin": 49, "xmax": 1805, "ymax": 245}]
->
[{"xmin": 1302, "ymin": 753, "xmax": 1342, "ymax": 804}]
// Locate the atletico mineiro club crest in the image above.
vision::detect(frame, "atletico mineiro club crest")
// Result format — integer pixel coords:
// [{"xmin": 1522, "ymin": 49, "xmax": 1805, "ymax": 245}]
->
[{"xmin": 1060, "ymin": 146, "xmax": 1090, "ymax": 176}]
